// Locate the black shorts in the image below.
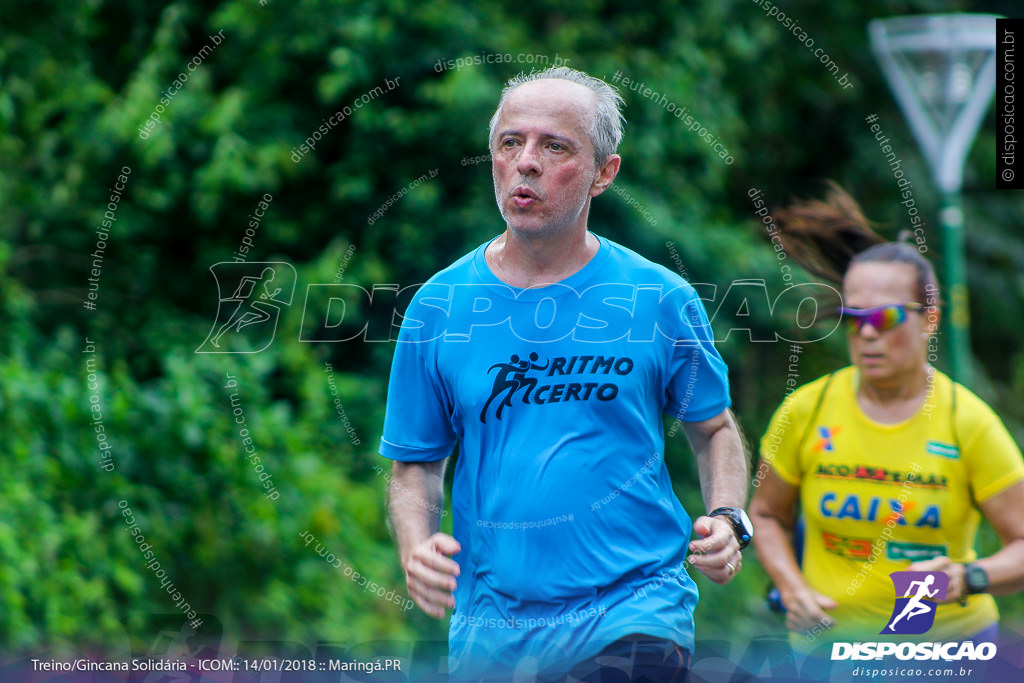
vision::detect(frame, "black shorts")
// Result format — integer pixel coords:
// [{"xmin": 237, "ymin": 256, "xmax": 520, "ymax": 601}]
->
[{"xmin": 543, "ymin": 634, "xmax": 690, "ymax": 683}]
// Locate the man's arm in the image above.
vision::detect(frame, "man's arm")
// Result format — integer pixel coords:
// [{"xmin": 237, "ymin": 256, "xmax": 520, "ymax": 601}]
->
[
  {"xmin": 387, "ymin": 460, "xmax": 461, "ymax": 618},
  {"xmin": 681, "ymin": 409, "xmax": 749, "ymax": 584}
]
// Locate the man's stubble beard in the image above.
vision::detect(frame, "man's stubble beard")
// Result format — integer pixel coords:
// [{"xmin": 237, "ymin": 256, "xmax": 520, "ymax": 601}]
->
[{"xmin": 492, "ymin": 171, "xmax": 597, "ymax": 238}]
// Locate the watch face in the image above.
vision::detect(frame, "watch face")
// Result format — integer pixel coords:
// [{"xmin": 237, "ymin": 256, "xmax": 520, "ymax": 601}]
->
[
  {"xmin": 966, "ymin": 565, "xmax": 988, "ymax": 593},
  {"xmin": 709, "ymin": 507, "xmax": 753, "ymax": 548},
  {"xmin": 737, "ymin": 509, "xmax": 754, "ymax": 536}
]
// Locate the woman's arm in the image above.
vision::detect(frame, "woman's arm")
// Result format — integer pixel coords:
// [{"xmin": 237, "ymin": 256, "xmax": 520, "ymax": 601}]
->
[
  {"xmin": 910, "ymin": 480, "xmax": 1024, "ymax": 602},
  {"xmin": 750, "ymin": 463, "xmax": 838, "ymax": 634}
]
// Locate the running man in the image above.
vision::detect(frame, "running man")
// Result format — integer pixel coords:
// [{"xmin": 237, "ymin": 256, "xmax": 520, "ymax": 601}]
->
[
  {"xmin": 210, "ymin": 267, "xmax": 281, "ymax": 347},
  {"xmin": 887, "ymin": 575, "xmax": 939, "ymax": 632},
  {"xmin": 480, "ymin": 354, "xmax": 527, "ymax": 422},
  {"xmin": 380, "ymin": 66, "xmax": 751, "ymax": 682},
  {"xmin": 510, "ymin": 351, "xmax": 549, "ymax": 403}
]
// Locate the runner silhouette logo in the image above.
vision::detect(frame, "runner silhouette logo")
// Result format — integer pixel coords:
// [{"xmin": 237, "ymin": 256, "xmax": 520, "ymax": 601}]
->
[
  {"xmin": 197, "ymin": 262, "xmax": 297, "ymax": 353},
  {"xmin": 478, "ymin": 353, "xmax": 633, "ymax": 423},
  {"xmin": 881, "ymin": 571, "xmax": 949, "ymax": 635},
  {"xmin": 480, "ymin": 352, "xmax": 549, "ymax": 423}
]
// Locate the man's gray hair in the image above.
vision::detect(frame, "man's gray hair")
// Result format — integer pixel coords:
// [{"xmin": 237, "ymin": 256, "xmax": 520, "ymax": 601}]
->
[{"xmin": 488, "ymin": 66, "xmax": 625, "ymax": 164}]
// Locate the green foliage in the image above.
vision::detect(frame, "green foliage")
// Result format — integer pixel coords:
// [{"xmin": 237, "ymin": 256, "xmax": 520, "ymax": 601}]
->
[{"xmin": 2, "ymin": 0, "xmax": 1021, "ymax": 658}]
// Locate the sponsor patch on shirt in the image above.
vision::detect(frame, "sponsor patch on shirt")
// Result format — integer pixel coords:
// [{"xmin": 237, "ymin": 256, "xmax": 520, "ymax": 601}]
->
[
  {"xmin": 886, "ymin": 541, "xmax": 947, "ymax": 562},
  {"xmin": 925, "ymin": 440, "xmax": 959, "ymax": 459},
  {"xmin": 822, "ymin": 531, "xmax": 874, "ymax": 559},
  {"xmin": 814, "ymin": 463, "xmax": 948, "ymax": 489}
]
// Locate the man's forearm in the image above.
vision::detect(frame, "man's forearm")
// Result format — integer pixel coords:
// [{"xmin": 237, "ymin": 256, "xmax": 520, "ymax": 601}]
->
[
  {"xmin": 387, "ymin": 460, "xmax": 447, "ymax": 562},
  {"xmin": 691, "ymin": 411, "xmax": 750, "ymax": 511}
]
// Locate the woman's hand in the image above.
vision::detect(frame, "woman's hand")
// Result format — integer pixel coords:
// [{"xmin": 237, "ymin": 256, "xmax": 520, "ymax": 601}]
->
[
  {"xmin": 781, "ymin": 586, "xmax": 839, "ymax": 635},
  {"xmin": 907, "ymin": 556, "xmax": 966, "ymax": 604}
]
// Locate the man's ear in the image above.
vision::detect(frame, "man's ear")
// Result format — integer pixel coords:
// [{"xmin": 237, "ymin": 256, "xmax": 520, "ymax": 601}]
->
[{"xmin": 590, "ymin": 154, "xmax": 621, "ymax": 197}]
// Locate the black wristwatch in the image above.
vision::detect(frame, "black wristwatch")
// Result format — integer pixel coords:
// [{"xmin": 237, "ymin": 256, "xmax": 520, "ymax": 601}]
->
[
  {"xmin": 963, "ymin": 563, "xmax": 989, "ymax": 595},
  {"xmin": 708, "ymin": 507, "xmax": 753, "ymax": 550}
]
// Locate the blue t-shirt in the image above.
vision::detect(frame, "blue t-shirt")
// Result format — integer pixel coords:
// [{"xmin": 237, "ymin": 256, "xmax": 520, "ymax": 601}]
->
[{"xmin": 379, "ymin": 234, "xmax": 731, "ymax": 679}]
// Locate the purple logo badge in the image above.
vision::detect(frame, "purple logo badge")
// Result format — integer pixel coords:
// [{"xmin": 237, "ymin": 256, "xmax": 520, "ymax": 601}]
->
[{"xmin": 881, "ymin": 571, "xmax": 949, "ymax": 635}]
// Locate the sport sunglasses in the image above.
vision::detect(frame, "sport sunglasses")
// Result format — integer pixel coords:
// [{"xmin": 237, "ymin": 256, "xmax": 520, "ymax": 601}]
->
[{"xmin": 837, "ymin": 303, "xmax": 925, "ymax": 334}]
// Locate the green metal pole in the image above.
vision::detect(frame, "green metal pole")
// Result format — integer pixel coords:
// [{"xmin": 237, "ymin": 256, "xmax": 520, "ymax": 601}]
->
[{"xmin": 940, "ymin": 192, "xmax": 970, "ymax": 386}]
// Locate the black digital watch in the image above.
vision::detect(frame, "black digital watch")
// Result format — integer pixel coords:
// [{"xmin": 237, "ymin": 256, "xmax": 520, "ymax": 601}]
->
[
  {"xmin": 708, "ymin": 507, "xmax": 753, "ymax": 550},
  {"xmin": 963, "ymin": 563, "xmax": 989, "ymax": 595}
]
